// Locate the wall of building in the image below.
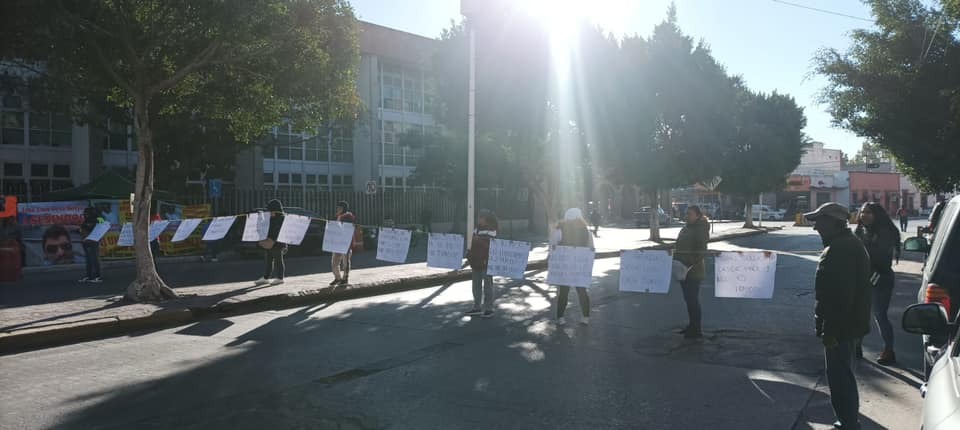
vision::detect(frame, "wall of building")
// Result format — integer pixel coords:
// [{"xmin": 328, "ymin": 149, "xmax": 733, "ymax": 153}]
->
[{"xmin": 849, "ymin": 172, "xmax": 901, "ymax": 214}]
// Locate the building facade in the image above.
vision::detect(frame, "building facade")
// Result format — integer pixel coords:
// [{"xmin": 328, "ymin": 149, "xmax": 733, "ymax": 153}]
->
[{"xmin": 780, "ymin": 141, "xmax": 849, "ymax": 215}]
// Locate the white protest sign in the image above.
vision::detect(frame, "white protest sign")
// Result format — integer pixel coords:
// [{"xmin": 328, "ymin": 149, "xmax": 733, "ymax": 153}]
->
[
  {"xmin": 619, "ymin": 250, "xmax": 673, "ymax": 294},
  {"xmin": 278, "ymin": 214, "xmax": 312, "ymax": 245},
  {"xmin": 376, "ymin": 227, "xmax": 412, "ymax": 263},
  {"xmin": 172, "ymin": 218, "xmax": 203, "ymax": 242},
  {"xmin": 427, "ymin": 233, "xmax": 464, "ymax": 270},
  {"xmin": 715, "ymin": 251, "xmax": 777, "ymax": 299},
  {"xmin": 546, "ymin": 246, "xmax": 595, "ymax": 288},
  {"xmin": 487, "ymin": 238, "xmax": 531, "ymax": 279},
  {"xmin": 148, "ymin": 220, "xmax": 170, "ymax": 242},
  {"xmin": 202, "ymin": 216, "xmax": 236, "ymax": 241},
  {"xmin": 117, "ymin": 223, "xmax": 134, "ymax": 246},
  {"xmin": 84, "ymin": 222, "xmax": 112, "ymax": 242},
  {"xmin": 321, "ymin": 221, "xmax": 354, "ymax": 252},
  {"xmin": 242, "ymin": 211, "xmax": 271, "ymax": 242}
]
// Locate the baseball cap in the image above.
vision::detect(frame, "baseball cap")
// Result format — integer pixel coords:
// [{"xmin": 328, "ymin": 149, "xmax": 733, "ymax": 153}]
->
[{"xmin": 804, "ymin": 202, "xmax": 850, "ymax": 222}]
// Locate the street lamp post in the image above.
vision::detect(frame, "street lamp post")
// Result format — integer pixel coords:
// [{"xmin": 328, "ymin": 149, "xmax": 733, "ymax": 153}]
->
[{"xmin": 466, "ymin": 21, "xmax": 476, "ymax": 248}]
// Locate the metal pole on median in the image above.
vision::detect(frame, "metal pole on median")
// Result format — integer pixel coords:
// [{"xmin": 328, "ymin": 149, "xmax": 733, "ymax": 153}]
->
[{"xmin": 466, "ymin": 20, "xmax": 476, "ymax": 249}]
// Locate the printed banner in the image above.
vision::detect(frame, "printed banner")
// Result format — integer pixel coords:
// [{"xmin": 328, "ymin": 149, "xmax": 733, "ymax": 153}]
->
[
  {"xmin": 619, "ymin": 250, "xmax": 672, "ymax": 294},
  {"xmin": 84, "ymin": 222, "xmax": 112, "ymax": 242},
  {"xmin": 486, "ymin": 238, "xmax": 531, "ymax": 279},
  {"xmin": 427, "ymin": 233, "xmax": 464, "ymax": 270},
  {"xmin": 117, "ymin": 223, "xmax": 134, "ymax": 247},
  {"xmin": 202, "ymin": 216, "xmax": 236, "ymax": 241},
  {"xmin": 148, "ymin": 220, "xmax": 171, "ymax": 242},
  {"xmin": 376, "ymin": 227, "xmax": 412, "ymax": 263},
  {"xmin": 242, "ymin": 211, "xmax": 270, "ymax": 242},
  {"xmin": 321, "ymin": 221, "xmax": 354, "ymax": 252},
  {"xmin": 16, "ymin": 201, "xmax": 88, "ymax": 265},
  {"xmin": 279, "ymin": 214, "xmax": 312, "ymax": 246},
  {"xmin": 715, "ymin": 251, "xmax": 777, "ymax": 299},
  {"xmin": 172, "ymin": 218, "xmax": 203, "ymax": 242},
  {"xmin": 547, "ymin": 246, "xmax": 595, "ymax": 288}
]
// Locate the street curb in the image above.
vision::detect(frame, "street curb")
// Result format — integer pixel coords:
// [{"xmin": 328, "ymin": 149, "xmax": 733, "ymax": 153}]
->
[{"xmin": 0, "ymin": 226, "xmax": 779, "ymax": 354}]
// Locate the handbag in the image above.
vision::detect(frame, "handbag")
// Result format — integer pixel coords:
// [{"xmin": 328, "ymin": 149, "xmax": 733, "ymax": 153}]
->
[{"xmin": 259, "ymin": 238, "xmax": 275, "ymax": 250}]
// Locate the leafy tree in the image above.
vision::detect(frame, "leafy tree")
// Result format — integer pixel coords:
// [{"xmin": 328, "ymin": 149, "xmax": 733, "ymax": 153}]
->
[
  {"xmin": 2, "ymin": 0, "xmax": 359, "ymax": 301},
  {"xmin": 848, "ymin": 141, "xmax": 892, "ymax": 165},
  {"xmin": 815, "ymin": 0, "xmax": 960, "ymax": 192},
  {"xmin": 716, "ymin": 89, "xmax": 808, "ymax": 227}
]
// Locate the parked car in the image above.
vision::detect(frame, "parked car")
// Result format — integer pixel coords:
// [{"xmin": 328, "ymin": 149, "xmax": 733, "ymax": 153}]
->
[
  {"xmin": 633, "ymin": 206, "xmax": 672, "ymax": 227},
  {"xmin": 234, "ymin": 207, "xmax": 326, "ymax": 257},
  {"xmin": 750, "ymin": 204, "xmax": 783, "ymax": 221},
  {"xmin": 901, "ymin": 195, "xmax": 960, "ymax": 379},
  {"xmin": 902, "ymin": 303, "xmax": 960, "ymax": 429}
]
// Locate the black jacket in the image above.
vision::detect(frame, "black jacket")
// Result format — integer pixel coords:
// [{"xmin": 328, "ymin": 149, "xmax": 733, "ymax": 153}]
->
[
  {"xmin": 266, "ymin": 200, "xmax": 284, "ymax": 242},
  {"xmin": 856, "ymin": 224, "xmax": 900, "ymax": 275},
  {"xmin": 815, "ymin": 229, "xmax": 872, "ymax": 340},
  {"xmin": 675, "ymin": 217, "xmax": 710, "ymax": 281}
]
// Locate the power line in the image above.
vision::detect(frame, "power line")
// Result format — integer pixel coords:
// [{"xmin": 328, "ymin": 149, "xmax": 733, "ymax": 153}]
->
[{"xmin": 770, "ymin": 0, "xmax": 874, "ymax": 23}]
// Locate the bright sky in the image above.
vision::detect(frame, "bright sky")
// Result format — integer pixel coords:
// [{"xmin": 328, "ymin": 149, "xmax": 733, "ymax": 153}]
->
[{"xmin": 350, "ymin": 0, "xmax": 880, "ymax": 157}]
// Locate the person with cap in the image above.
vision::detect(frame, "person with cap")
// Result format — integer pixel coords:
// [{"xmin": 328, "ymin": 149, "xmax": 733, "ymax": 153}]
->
[
  {"xmin": 550, "ymin": 208, "xmax": 595, "ymax": 325},
  {"xmin": 254, "ymin": 199, "xmax": 286, "ymax": 286},
  {"xmin": 330, "ymin": 201, "xmax": 356, "ymax": 286},
  {"xmin": 806, "ymin": 202, "xmax": 872, "ymax": 430},
  {"xmin": 674, "ymin": 205, "xmax": 710, "ymax": 339}
]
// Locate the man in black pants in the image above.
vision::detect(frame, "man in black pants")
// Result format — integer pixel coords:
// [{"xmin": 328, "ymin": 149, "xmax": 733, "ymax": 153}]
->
[{"xmin": 255, "ymin": 199, "xmax": 286, "ymax": 286}]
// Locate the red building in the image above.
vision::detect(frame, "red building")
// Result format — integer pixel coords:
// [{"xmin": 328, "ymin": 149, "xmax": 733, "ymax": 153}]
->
[{"xmin": 848, "ymin": 171, "xmax": 901, "ymax": 214}]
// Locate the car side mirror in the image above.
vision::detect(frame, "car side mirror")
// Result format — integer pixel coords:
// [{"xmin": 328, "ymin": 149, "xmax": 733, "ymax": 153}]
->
[
  {"xmin": 903, "ymin": 236, "xmax": 930, "ymax": 253},
  {"xmin": 902, "ymin": 303, "xmax": 949, "ymax": 336}
]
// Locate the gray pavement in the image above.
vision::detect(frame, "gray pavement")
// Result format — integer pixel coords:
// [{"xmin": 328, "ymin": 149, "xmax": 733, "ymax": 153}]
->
[{"xmin": 0, "ymin": 225, "xmax": 927, "ymax": 429}]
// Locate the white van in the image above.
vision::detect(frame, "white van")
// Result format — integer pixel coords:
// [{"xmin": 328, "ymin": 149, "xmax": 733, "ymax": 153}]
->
[{"xmin": 751, "ymin": 205, "xmax": 783, "ymax": 221}]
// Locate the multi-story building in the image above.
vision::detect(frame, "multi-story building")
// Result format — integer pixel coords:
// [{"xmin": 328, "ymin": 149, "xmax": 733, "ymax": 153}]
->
[
  {"xmin": 781, "ymin": 141, "xmax": 849, "ymax": 214},
  {"xmin": 1, "ymin": 21, "xmax": 439, "ymax": 202}
]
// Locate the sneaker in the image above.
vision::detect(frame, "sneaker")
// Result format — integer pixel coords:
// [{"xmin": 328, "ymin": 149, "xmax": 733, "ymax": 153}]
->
[
  {"xmin": 580, "ymin": 317, "xmax": 590, "ymax": 325},
  {"xmin": 482, "ymin": 310, "xmax": 494, "ymax": 318},
  {"xmin": 254, "ymin": 277, "xmax": 270, "ymax": 286},
  {"xmin": 556, "ymin": 316, "xmax": 567, "ymax": 326},
  {"xmin": 89, "ymin": 277, "xmax": 103, "ymax": 283},
  {"xmin": 466, "ymin": 308, "xmax": 483, "ymax": 316},
  {"xmin": 338, "ymin": 278, "xmax": 349, "ymax": 286},
  {"xmin": 78, "ymin": 277, "xmax": 90, "ymax": 283},
  {"xmin": 270, "ymin": 278, "xmax": 285, "ymax": 286},
  {"xmin": 329, "ymin": 279, "xmax": 341, "ymax": 286},
  {"xmin": 876, "ymin": 349, "xmax": 897, "ymax": 366}
]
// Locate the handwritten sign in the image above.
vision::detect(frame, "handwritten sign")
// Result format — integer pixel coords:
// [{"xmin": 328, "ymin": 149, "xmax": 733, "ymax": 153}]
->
[
  {"xmin": 202, "ymin": 216, "xmax": 236, "ymax": 241},
  {"xmin": 487, "ymin": 238, "xmax": 531, "ymax": 279},
  {"xmin": 278, "ymin": 214, "xmax": 312, "ymax": 245},
  {"xmin": 321, "ymin": 221, "xmax": 354, "ymax": 252},
  {"xmin": 619, "ymin": 250, "xmax": 672, "ymax": 294},
  {"xmin": 84, "ymin": 222, "xmax": 112, "ymax": 242},
  {"xmin": 376, "ymin": 227, "xmax": 412, "ymax": 263},
  {"xmin": 242, "ymin": 211, "xmax": 270, "ymax": 242},
  {"xmin": 546, "ymin": 246, "xmax": 595, "ymax": 288},
  {"xmin": 117, "ymin": 223, "xmax": 134, "ymax": 247},
  {"xmin": 715, "ymin": 251, "xmax": 777, "ymax": 299},
  {"xmin": 148, "ymin": 220, "xmax": 170, "ymax": 242},
  {"xmin": 427, "ymin": 233, "xmax": 464, "ymax": 270},
  {"xmin": 172, "ymin": 218, "xmax": 203, "ymax": 242}
]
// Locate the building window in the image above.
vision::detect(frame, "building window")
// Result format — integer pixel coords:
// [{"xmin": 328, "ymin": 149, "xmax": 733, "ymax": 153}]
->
[
  {"xmin": 291, "ymin": 173, "xmax": 302, "ymax": 185},
  {"xmin": 1, "ymin": 111, "xmax": 25, "ymax": 145},
  {"xmin": 53, "ymin": 164, "xmax": 70, "ymax": 178},
  {"xmin": 332, "ymin": 126, "xmax": 353, "ymax": 162},
  {"xmin": 30, "ymin": 112, "xmax": 72, "ymax": 147},
  {"xmin": 382, "ymin": 63, "xmax": 403, "ymax": 111},
  {"xmin": 4, "ymin": 162, "xmax": 23, "ymax": 177},
  {"xmin": 278, "ymin": 173, "xmax": 290, "ymax": 184},
  {"xmin": 31, "ymin": 163, "xmax": 49, "ymax": 177},
  {"xmin": 263, "ymin": 172, "xmax": 274, "ymax": 185},
  {"xmin": 2, "ymin": 161, "xmax": 26, "ymax": 198},
  {"xmin": 104, "ymin": 119, "xmax": 131, "ymax": 151},
  {"xmin": 304, "ymin": 135, "xmax": 328, "ymax": 161},
  {"xmin": 306, "ymin": 174, "xmax": 317, "ymax": 185},
  {"xmin": 403, "ymin": 71, "xmax": 423, "ymax": 113},
  {"xmin": 318, "ymin": 175, "xmax": 329, "ymax": 186},
  {"xmin": 332, "ymin": 175, "xmax": 352, "ymax": 191}
]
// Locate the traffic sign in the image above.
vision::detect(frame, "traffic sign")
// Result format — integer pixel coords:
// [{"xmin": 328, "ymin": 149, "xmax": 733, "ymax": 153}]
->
[
  {"xmin": 365, "ymin": 180, "xmax": 377, "ymax": 195},
  {"xmin": 208, "ymin": 179, "xmax": 223, "ymax": 199}
]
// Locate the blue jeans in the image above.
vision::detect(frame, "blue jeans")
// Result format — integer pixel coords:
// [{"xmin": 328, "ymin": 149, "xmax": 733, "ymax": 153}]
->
[
  {"xmin": 472, "ymin": 271, "xmax": 494, "ymax": 312},
  {"xmin": 825, "ymin": 338, "xmax": 861, "ymax": 429},
  {"xmin": 82, "ymin": 241, "xmax": 101, "ymax": 278},
  {"xmin": 873, "ymin": 272, "xmax": 895, "ymax": 351}
]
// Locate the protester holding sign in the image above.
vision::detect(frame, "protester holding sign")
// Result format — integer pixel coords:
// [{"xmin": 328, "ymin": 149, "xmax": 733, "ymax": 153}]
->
[
  {"xmin": 806, "ymin": 202, "xmax": 872, "ymax": 430},
  {"xmin": 78, "ymin": 207, "xmax": 104, "ymax": 283},
  {"xmin": 466, "ymin": 211, "xmax": 499, "ymax": 318},
  {"xmin": 551, "ymin": 208, "xmax": 594, "ymax": 326},
  {"xmin": 254, "ymin": 199, "xmax": 286, "ymax": 286},
  {"xmin": 330, "ymin": 201, "xmax": 356, "ymax": 286},
  {"xmin": 674, "ymin": 205, "xmax": 710, "ymax": 339},
  {"xmin": 854, "ymin": 202, "xmax": 901, "ymax": 366}
]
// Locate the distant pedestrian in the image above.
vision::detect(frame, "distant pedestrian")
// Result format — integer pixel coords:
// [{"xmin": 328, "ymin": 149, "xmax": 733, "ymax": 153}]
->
[
  {"xmin": 588, "ymin": 204, "xmax": 601, "ymax": 237},
  {"xmin": 420, "ymin": 208, "xmax": 432, "ymax": 233},
  {"xmin": 551, "ymin": 208, "xmax": 594, "ymax": 326},
  {"xmin": 254, "ymin": 199, "xmax": 286, "ymax": 286},
  {"xmin": 806, "ymin": 202, "xmax": 871, "ymax": 430},
  {"xmin": 150, "ymin": 208, "xmax": 162, "ymax": 259},
  {"xmin": 855, "ymin": 202, "xmax": 901, "ymax": 366},
  {"xmin": 466, "ymin": 211, "xmax": 499, "ymax": 318},
  {"xmin": 674, "ymin": 205, "xmax": 710, "ymax": 339},
  {"xmin": 200, "ymin": 219, "xmax": 220, "ymax": 263},
  {"xmin": 330, "ymin": 200, "xmax": 356, "ymax": 286},
  {"xmin": 0, "ymin": 216, "xmax": 25, "ymax": 267},
  {"xmin": 896, "ymin": 206, "xmax": 908, "ymax": 232},
  {"xmin": 78, "ymin": 207, "xmax": 104, "ymax": 283}
]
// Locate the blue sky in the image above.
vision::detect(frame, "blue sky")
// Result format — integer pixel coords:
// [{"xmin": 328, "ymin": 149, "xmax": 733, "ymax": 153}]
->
[{"xmin": 350, "ymin": 0, "xmax": 880, "ymax": 156}]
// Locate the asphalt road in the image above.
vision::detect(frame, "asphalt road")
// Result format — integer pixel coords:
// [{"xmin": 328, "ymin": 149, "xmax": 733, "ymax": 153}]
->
[{"xmin": 0, "ymin": 224, "xmax": 928, "ymax": 429}]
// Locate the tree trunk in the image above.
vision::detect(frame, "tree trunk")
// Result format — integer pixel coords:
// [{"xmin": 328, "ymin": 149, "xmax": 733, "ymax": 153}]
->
[
  {"xmin": 743, "ymin": 200, "xmax": 755, "ymax": 228},
  {"xmin": 649, "ymin": 190, "xmax": 662, "ymax": 242},
  {"xmin": 125, "ymin": 94, "xmax": 177, "ymax": 302}
]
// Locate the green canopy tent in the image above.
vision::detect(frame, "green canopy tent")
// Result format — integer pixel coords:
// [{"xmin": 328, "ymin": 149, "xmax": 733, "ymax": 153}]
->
[{"xmin": 45, "ymin": 169, "xmax": 178, "ymax": 202}]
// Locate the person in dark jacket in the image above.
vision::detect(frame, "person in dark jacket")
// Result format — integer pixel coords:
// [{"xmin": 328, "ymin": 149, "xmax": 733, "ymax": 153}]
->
[
  {"xmin": 855, "ymin": 202, "xmax": 901, "ymax": 365},
  {"xmin": 674, "ymin": 205, "xmax": 710, "ymax": 339},
  {"xmin": 255, "ymin": 199, "xmax": 286, "ymax": 286},
  {"xmin": 806, "ymin": 202, "xmax": 872, "ymax": 430},
  {"xmin": 466, "ymin": 211, "xmax": 499, "ymax": 318},
  {"xmin": 588, "ymin": 203, "xmax": 601, "ymax": 237},
  {"xmin": 79, "ymin": 207, "xmax": 104, "ymax": 283},
  {"xmin": 550, "ymin": 208, "xmax": 595, "ymax": 325},
  {"xmin": 330, "ymin": 201, "xmax": 356, "ymax": 286}
]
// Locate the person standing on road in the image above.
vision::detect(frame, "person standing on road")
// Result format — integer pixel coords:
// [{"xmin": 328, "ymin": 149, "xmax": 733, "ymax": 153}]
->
[
  {"xmin": 855, "ymin": 202, "xmax": 901, "ymax": 366},
  {"xmin": 588, "ymin": 203, "xmax": 601, "ymax": 237},
  {"xmin": 806, "ymin": 202, "xmax": 872, "ymax": 430},
  {"xmin": 466, "ymin": 211, "xmax": 499, "ymax": 318},
  {"xmin": 674, "ymin": 205, "xmax": 710, "ymax": 339},
  {"xmin": 79, "ymin": 207, "xmax": 105, "ymax": 283},
  {"xmin": 330, "ymin": 201, "xmax": 356, "ymax": 286},
  {"xmin": 551, "ymin": 208, "xmax": 594, "ymax": 325},
  {"xmin": 255, "ymin": 199, "xmax": 286, "ymax": 286},
  {"xmin": 896, "ymin": 206, "xmax": 909, "ymax": 232}
]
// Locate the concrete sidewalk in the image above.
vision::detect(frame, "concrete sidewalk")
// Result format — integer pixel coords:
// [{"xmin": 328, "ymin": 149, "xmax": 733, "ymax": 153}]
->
[{"xmin": 0, "ymin": 225, "xmax": 778, "ymax": 353}]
